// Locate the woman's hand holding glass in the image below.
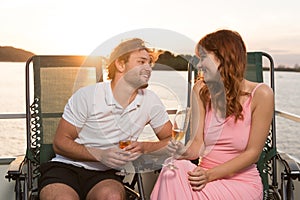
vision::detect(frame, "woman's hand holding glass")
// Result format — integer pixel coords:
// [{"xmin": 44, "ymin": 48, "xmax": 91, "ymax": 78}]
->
[
  {"xmin": 167, "ymin": 139, "xmax": 185, "ymax": 159},
  {"xmin": 164, "ymin": 107, "xmax": 191, "ymax": 169}
]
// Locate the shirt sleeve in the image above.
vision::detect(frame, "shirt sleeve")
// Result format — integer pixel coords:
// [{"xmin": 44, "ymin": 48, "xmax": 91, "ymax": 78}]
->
[
  {"xmin": 62, "ymin": 88, "xmax": 88, "ymax": 128},
  {"xmin": 147, "ymin": 91, "xmax": 170, "ymax": 129}
]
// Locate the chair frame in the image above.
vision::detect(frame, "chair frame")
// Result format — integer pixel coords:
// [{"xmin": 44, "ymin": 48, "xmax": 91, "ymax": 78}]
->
[
  {"xmin": 186, "ymin": 51, "xmax": 300, "ymax": 200},
  {"xmin": 6, "ymin": 52, "xmax": 300, "ymax": 200},
  {"xmin": 6, "ymin": 55, "xmax": 142, "ymax": 200}
]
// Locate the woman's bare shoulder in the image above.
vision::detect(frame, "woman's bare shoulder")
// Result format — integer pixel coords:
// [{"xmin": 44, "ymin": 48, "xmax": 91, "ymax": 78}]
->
[
  {"xmin": 248, "ymin": 82, "xmax": 274, "ymax": 109},
  {"xmin": 244, "ymin": 80, "xmax": 273, "ymax": 97},
  {"xmin": 254, "ymin": 83, "xmax": 273, "ymax": 98}
]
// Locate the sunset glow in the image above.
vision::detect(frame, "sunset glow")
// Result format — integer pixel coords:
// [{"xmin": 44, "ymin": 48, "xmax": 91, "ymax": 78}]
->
[{"xmin": 1, "ymin": 0, "xmax": 299, "ymax": 66}]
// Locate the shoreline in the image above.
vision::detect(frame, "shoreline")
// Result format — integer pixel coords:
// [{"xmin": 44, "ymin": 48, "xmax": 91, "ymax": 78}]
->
[{"xmin": 263, "ymin": 67, "xmax": 300, "ymax": 72}]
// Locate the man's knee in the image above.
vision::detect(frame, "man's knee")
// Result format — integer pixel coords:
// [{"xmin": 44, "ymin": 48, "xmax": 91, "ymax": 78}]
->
[
  {"xmin": 87, "ymin": 179, "xmax": 126, "ymax": 200},
  {"xmin": 39, "ymin": 183, "xmax": 79, "ymax": 200}
]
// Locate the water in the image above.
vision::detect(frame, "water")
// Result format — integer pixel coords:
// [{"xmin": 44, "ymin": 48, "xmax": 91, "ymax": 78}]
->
[{"xmin": 0, "ymin": 62, "xmax": 300, "ymax": 161}]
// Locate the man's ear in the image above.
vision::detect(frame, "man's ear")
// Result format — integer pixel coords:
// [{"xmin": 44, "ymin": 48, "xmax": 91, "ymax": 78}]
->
[{"xmin": 115, "ymin": 59, "xmax": 126, "ymax": 73}]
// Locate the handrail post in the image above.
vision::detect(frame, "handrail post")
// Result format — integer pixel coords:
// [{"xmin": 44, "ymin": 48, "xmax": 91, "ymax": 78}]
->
[
  {"xmin": 262, "ymin": 52, "xmax": 278, "ymax": 189},
  {"xmin": 25, "ymin": 56, "xmax": 34, "ymax": 193}
]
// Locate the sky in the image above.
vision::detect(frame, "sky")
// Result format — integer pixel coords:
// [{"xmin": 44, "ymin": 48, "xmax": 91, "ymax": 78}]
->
[{"xmin": 1, "ymin": 0, "xmax": 300, "ymax": 67}]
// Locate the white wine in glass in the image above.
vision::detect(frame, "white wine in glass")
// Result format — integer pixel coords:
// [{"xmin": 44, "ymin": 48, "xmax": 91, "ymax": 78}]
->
[
  {"xmin": 165, "ymin": 107, "xmax": 191, "ymax": 170},
  {"xmin": 172, "ymin": 128, "xmax": 185, "ymax": 142}
]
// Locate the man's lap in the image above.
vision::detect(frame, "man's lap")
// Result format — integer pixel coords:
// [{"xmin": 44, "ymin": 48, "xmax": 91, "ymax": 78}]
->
[{"xmin": 38, "ymin": 161, "xmax": 123, "ymax": 199}]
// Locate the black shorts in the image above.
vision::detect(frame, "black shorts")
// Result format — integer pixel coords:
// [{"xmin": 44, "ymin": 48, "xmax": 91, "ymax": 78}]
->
[{"xmin": 39, "ymin": 161, "xmax": 124, "ymax": 200}]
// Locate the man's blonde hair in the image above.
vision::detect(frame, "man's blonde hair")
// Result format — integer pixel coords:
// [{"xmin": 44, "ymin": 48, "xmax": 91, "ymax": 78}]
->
[{"xmin": 106, "ymin": 38, "xmax": 157, "ymax": 80}]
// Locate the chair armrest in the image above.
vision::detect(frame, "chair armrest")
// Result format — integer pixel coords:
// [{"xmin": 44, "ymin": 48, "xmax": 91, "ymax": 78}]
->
[
  {"xmin": 5, "ymin": 155, "xmax": 26, "ymax": 180},
  {"xmin": 125, "ymin": 185, "xmax": 141, "ymax": 199},
  {"xmin": 278, "ymin": 153, "xmax": 300, "ymax": 180}
]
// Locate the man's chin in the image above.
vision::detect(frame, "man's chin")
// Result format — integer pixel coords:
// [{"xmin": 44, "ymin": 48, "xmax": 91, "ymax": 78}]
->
[{"xmin": 139, "ymin": 83, "xmax": 148, "ymax": 89}]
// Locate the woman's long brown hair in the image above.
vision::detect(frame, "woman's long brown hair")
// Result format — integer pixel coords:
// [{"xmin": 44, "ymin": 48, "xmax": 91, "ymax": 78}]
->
[{"xmin": 196, "ymin": 29, "xmax": 249, "ymax": 122}]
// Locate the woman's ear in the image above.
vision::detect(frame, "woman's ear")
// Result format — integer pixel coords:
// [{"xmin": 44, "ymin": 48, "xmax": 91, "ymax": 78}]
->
[{"xmin": 115, "ymin": 59, "xmax": 126, "ymax": 73}]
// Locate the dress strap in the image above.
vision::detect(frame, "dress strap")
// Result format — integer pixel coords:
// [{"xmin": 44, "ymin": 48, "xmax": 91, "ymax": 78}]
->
[{"xmin": 251, "ymin": 83, "xmax": 265, "ymax": 97}]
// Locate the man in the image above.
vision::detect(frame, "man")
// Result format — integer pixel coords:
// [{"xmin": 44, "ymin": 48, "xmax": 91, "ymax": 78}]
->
[{"xmin": 39, "ymin": 38, "xmax": 172, "ymax": 200}]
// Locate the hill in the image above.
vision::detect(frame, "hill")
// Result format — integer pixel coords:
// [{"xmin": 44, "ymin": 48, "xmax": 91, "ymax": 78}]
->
[
  {"xmin": 153, "ymin": 51, "xmax": 190, "ymax": 71},
  {"xmin": 154, "ymin": 51, "xmax": 300, "ymax": 72},
  {"xmin": 0, "ymin": 46, "xmax": 35, "ymax": 62}
]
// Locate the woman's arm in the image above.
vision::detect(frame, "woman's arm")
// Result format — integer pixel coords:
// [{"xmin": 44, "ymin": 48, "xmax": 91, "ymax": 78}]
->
[{"xmin": 180, "ymin": 81, "xmax": 206, "ymax": 160}]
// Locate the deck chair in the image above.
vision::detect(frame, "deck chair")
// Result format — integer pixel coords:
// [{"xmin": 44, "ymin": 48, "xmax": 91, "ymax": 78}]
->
[
  {"xmin": 246, "ymin": 52, "xmax": 300, "ymax": 200},
  {"xmin": 187, "ymin": 52, "xmax": 300, "ymax": 200},
  {"xmin": 5, "ymin": 55, "xmax": 141, "ymax": 200}
]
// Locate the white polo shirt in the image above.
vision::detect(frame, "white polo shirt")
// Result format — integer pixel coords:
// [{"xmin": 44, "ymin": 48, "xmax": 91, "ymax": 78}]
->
[{"xmin": 52, "ymin": 81, "xmax": 169, "ymax": 171}]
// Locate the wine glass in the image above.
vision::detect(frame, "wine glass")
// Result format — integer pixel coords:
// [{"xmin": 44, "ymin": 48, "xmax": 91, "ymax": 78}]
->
[
  {"xmin": 115, "ymin": 138, "xmax": 132, "ymax": 176},
  {"xmin": 164, "ymin": 107, "xmax": 191, "ymax": 170}
]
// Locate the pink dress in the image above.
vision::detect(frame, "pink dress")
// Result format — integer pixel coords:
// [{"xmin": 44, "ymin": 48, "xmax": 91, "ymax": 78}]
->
[{"xmin": 151, "ymin": 84, "xmax": 264, "ymax": 200}]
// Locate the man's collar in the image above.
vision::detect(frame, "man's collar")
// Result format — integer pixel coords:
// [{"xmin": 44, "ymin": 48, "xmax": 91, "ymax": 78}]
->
[{"xmin": 105, "ymin": 81, "xmax": 144, "ymax": 108}]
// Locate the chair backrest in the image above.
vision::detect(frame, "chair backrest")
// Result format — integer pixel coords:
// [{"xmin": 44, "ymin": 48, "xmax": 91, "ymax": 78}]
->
[
  {"xmin": 246, "ymin": 52, "xmax": 277, "ymax": 198},
  {"xmin": 25, "ymin": 56, "xmax": 103, "ymax": 164},
  {"xmin": 245, "ymin": 52, "xmax": 264, "ymax": 82}
]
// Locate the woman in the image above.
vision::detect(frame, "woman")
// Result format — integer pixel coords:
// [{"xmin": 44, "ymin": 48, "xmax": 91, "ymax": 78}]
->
[{"xmin": 151, "ymin": 29, "xmax": 274, "ymax": 200}]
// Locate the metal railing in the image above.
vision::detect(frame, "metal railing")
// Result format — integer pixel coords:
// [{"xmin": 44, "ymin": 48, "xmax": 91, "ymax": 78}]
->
[
  {"xmin": 0, "ymin": 113, "xmax": 26, "ymax": 119},
  {"xmin": 1, "ymin": 109, "xmax": 299, "ymax": 121},
  {"xmin": 275, "ymin": 110, "xmax": 300, "ymax": 123},
  {"xmin": 0, "ymin": 110, "xmax": 179, "ymax": 120}
]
